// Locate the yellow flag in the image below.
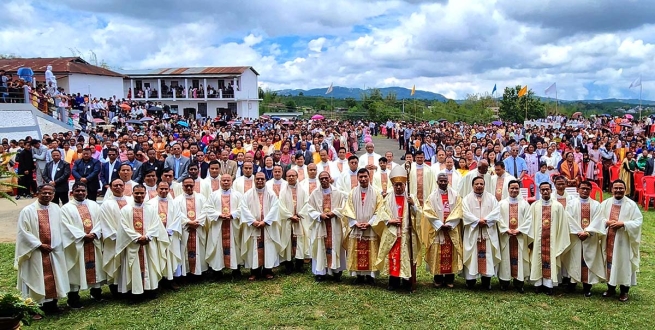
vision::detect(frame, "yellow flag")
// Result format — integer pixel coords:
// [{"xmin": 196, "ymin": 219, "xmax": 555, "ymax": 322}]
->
[
  {"xmin": 518, "ymin": 85, "xmax": 528, "ymax": 97},
  {"xmin": 411, "ymin": 85, "xmax": 416, "ymax": 96}
]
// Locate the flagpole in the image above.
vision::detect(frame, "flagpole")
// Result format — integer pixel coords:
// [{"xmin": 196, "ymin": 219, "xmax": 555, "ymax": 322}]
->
[
  {"xmin": 555, "ymin": 88, "xmax": 558, "ymax": 116},
  {"xmin": 640, "ymin": 81, "xmax": 643, "ymax": 120}
]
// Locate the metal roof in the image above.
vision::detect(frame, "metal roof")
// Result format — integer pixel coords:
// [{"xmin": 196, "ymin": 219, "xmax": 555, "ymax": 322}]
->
[
  {"xmin": 122, "ymin": 66, "xmax": 259, "ymax": 77},
  {"xmin": 0, "ymin": 57, "xmax": 123, "ymax": 77}
]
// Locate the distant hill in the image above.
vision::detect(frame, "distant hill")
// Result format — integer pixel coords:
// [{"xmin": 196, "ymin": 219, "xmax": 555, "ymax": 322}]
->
[{"xmin": 276, "ymin": 86, "xmax": 448, "ymax": 101}]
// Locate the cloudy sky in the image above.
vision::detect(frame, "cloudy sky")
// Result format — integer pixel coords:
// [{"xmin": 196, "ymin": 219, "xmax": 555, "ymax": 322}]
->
[{"xmin": 1, "ymin": 0, "xmax": 653, "ymax": 100}]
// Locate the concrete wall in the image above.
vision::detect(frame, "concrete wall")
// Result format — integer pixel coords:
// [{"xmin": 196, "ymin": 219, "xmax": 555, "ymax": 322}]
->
[
  {"xmin": 68, "ymin": 74, "xmax": 123, "ymax": 98},
  {"xmin": 235, "ymin": 69, "xmax": 258, "ymax": 100},
  {"xmin": 0, "ymin": 103, "xmax": 71, "ymax": 141}
]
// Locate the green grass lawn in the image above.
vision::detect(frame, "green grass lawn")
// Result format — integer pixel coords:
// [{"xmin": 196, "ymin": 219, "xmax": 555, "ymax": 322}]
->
[{"xmin": 1, "ymin": 207, "xmax": 654, "ymax": 329}]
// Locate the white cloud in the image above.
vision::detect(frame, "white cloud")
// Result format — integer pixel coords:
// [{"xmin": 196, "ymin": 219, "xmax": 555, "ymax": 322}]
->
[{"xmin": 1, "ymin": 0, "xmax": 654, "ymax": 100}]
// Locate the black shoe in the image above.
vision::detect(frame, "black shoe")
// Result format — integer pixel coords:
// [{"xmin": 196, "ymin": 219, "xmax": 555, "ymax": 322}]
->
[
  {"xmin": 315, "ymin": 275, "xmax": 326, "ymax": 282},
  {"xmin": 545, "ymin": 287, "xmax": 554, "ymax": 296},
  {"xmin": 353, "ymin": 275, "xmax": 365, "ymax": 285},
  {"xmin": 465, "ymin": 279, "xmax": 476, "ymax": 290},
  {"xmin": 535, "ymin": 285, "xmax": 542, "ymax": 294},
  {"xmin": 499, "ymin": 280, "xmax": 509, "ymax": 291},
  {"xmin": 365, "ymin": 275, "xmax": 375, "ymax": 285},
  {"xmin": 284, "ymin": 262, "xmax": 294, "ymax": 275},
  {"xmin": 566, "ymin": 282, "xmax": 576, "ymax": 293},
  {"xmin": 603, "ymin": 285, "xmax": 617, "ymax": 298},
  {"xmin": 231, "ymin": 269, "xmax": 242, "ymax": 279},
  {"xmin": 333, "ymin": 272, "xmax": 342, "ymax": 282},
  {"xmin": 481, "ymin": 277, "xmax": 492, "ymax": 291}
]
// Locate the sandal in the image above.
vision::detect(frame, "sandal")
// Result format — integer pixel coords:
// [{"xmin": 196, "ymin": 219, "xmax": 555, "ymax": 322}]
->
[
  {"xmin": 265, "ymin": 274, "xmax": 274, "ymax": 280},
  {"xmin": 248, "ymin": 275, "xmax": 257, "ymax": 281}
]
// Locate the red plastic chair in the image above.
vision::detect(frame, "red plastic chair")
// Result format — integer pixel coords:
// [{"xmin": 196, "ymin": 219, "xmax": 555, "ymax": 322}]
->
[
  {"xmin": 590, "ymin": 186, "xmax": 603, "ymax": 202},
  {"xmin": 609, "ymin": 165, "xmax": 620, "ymax": 183},
  {"xmin": 641, "ymin": 176, "xmax": 655, "ymax": 211},
  {"xmin": 521, "ymin": 176, "xmax": 537, "ymax": 204},
  {"xmin": 633, "ymin": 171, "xmax": 644, "ymax": 202},
  {"xmin": 590, "ymin": 181, "xmax": 600, "ymax": 190},
  {"xmin": 596, "ymin": 162, "xmax": 604, "ymax": 190}
]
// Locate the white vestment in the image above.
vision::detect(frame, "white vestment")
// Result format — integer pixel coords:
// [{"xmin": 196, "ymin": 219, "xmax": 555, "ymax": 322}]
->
[
  {"xmin": 496, "ymin": 197, "xmax": 532, "ymax": 281},
  {"xmin": 278, "ymin": 184, "xmax": 311, "ymax": 260},
  {"xmin": 461, "ymin": 192, "xmax": 501, "ymax": 278},
  {"xmin": 174, "ymin": 193, "xmax": 209, "ymax": 275},
  {"xmin": 439, "ymin": 168, "xmax": 462, "ymax": 191},
  {"xmin": 241, "ymin": 187, "xmax": 282, "ymax": 269},
  {"xmin": 146, "ymin": 196, "xmax": 183, "ymax": 280},
  {"xmin": 266, "ymin": 178, "xmax": 288, "ymax": 197},
  {"xmin": 528, "ymin": 200, "xmax": 571, "ymax": 287},
  {"xmin": 336, "ymin": 169, "xmax": 359, "ymax": 193},
  {"xmin": 490, "ymin": 172, "xmax": 516, "ymax": 201},
  {"xmin": 99, "ymin": 196, "xmax": 133, "ymax": 283},
  {"xmin": 563, "ymin": 198, "xmax": 605, "ymax": 284},
  {"xmin": 204, "ymin": 189, "xmax": 246, "ymax": 270},
  {"xmin": 457, "ymin": 169, "xmax": 493, "ymax": 197},
  {"xmin": 200, "ymin": 175, "xmax": 222, "ymax": 199},
  {"xmin": 233, "ymin": 175, "xmax": 255, "ymax": 195}
]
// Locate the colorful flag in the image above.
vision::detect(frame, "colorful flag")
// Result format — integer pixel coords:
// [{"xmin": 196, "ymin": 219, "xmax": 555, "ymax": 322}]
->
[
  {"xmin": 545, "ymin": 82, "xmax": 556, "ymax": 95},
  {"xmin": 518, "ymin": 85, "xmax": 528, "ymax": 97},
  {"xmin": 629, "ymin": 76, "xmax": 642, "ymax": 89},
  {"xmin": 492, "ymin": 84, "xmax": 497, "ymax": 94},
  {"xmin": 411, "ymin": 85, "xmax": 416, "ymax": 96},
  {"xmin": 326, "ymin": 83, "xmax": 333, "ymax": 95}
]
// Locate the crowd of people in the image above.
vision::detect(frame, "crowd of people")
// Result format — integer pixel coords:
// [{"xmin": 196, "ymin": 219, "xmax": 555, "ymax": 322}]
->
[{"xmin": 5, "ymin": 110, "xmax": 647, "ymax": 320}]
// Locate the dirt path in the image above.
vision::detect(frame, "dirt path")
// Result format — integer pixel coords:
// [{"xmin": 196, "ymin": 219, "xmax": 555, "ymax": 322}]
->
[{"xmin": 0, "ymin": 136, "xmax": 401, "ymax": 243}]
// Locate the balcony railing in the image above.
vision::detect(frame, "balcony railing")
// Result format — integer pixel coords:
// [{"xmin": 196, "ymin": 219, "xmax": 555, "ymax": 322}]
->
[{"xmin": 129, "ymin": 89, "xmax": 236, "ymax": 100}]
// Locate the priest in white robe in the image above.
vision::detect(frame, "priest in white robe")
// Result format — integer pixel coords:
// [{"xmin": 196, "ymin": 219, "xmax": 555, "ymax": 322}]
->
[
  {"xmin": 174, "ymin": 177, "xmax": 209, "ymax": 277},
  {"xmin": 233, "ymin": 161, "xmax": 255, "ymax": 194},
  {"xmin": 491, "ymin": 163, "xmax": 516, "ymax": 202},
  {"xmin": 423, "ymin": 173, "xmax": 462, "ymax": 288},
  {"xmin": 302, "ymin": 171, "xmax": 348, "ymax": 282},
  {"xmin": 115, "ymin": 185, "xmax": 169, "ymax": 297},
  {"xmin": 457, "ymin": 160, "xmax": 493, "ymax": 197},
  {"xmin": 553, "ymin": 175, "xmax": 573, "ymax": 209},
  {"xmin": 316, "ymin": 149, "xmax": 339, "ymax": 179},
  {"xmin": 200, "ymin": 160, "xmax": 222, "ymax": 199},
  {"xmin": 278, "ymin": 169, "xmax": 311, "ymax": 273},
  {"xmin": 336, "ymin": 155, "xmax": 361, "ymax": 193},
  {"xmin": 300, "ymin": 163, "xmax": 319, "ymax": 196},
  {"xmin": 439, "ymin": 157, "xmax": 462, "ymax": 190},
  {"xmin": 528, "ymin": 182, "xmax": 571, "ymax": 295},
  {"xmin": 289, "ymin": 154, "xmax": 309, "ymax": 182},
  {"xmin": 265, "ymin": 165, "xmax": 287, "ymax": 197},
  {"xmin": 409, "ymin": 151, "xmax": 436, "ymax": 207},
  {"xmin": 372, "ymin": 157, "xmax": 392, "ymax": 198},
  {"xmin": 496, "ymin": 179, "xmax": 532, "ymax": 293},
  {"xmin": 15, "ymin": 185, "xmax": 69, "ymax": 316},
  {"xmin": 376, "ymin": 165, "xmax": 421, "ymax": 292},
  {"xmin": 146, "ymin": 181, "xmax": 183, "ymax": 288},
  {"xmin": 332, "ymin": 148, "xmax": 349, "ymax": 181},
  {"xmin": 241, "ymin": 172, "xmax": 282, "ymax": 280},
  {"xmin": 61, "ymin": 182, "xmax": 105, "ymax": 308},
  {"xmin": 162, "ymin": 168, "xmax": 183, "ymax": 198},
  {"xmin": 594, "ymin": 180, "xmax": 643, "ymax": 302},
  {"xmin": 143, "ymin": 169, "xmax": 159, "ymax": 201},
  {"xmin": 117, "ymin": 164, "xmax": 139, "ymax": 197},
  {"xmin": 460, "ymin": 176, "xmax": 501, "ymax": 290},
  {"xmin": 340, "ymin": 168, "xmax": 386, "ymax": 284},
  {"xmin": 358, "ymin": 142, "xmax": 381, "ymax": 177},
  {"xmin": 562, "ymin": 181, "xmax": 605, "ymax": 297},
  {"xmin": 204, "ymin": 174, "xmax": 246, "ymax": 278},
  {"xmin": 99, "ymin": 178, "xmax": 133, "ymax": 297}
]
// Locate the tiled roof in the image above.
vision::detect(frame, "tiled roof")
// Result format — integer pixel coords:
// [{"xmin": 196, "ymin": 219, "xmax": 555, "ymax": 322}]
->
[{"xmin": 128, "ymin": 66, "xmax": 259, "ymax": 76}]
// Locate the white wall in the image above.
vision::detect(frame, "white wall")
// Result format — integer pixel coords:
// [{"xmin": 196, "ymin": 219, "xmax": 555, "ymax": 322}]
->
[
  {"xmin": 163, "ymin": 100, "xmax": 232, "ymax": 118},
  {"xmin": 235, "ymin": 69, "xmax": 258, "ymax": 100},
  {"xmin": 239, "ymin": 100, "xmax": 259, "ymax": 120},
  {"xmin": 68, "ymin": 74, "xmax": 123, "ymax": 98}
]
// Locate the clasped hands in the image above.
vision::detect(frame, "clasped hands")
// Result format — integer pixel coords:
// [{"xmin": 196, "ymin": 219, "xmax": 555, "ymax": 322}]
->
[{"xmin": 606, "ymin": 220, "xmax": 624, "ymax": 229}]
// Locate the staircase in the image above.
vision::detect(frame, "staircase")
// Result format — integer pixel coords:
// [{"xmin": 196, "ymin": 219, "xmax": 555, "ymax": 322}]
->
[{"xmin": 0, "ymin": 103, "xmax": 73, "ymax": 141}]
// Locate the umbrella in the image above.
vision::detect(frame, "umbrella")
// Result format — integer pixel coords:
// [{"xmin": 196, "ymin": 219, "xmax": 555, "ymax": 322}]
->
[
  {"xmin": 216, "ymin": 120, "xmax": 228, "ymax": 127},
  {"xmin": 428, "ymin": 120, "xmax": 436, "ymax": 125},
  {"xmin": 120, "ymin": 103, "xmax": 131, "ymax": 111},
  {"xmin": 228, "ymin": 120, "xmax": 235, "ymax": 125},
  {"xmin": 601, "ymin": 113, "xmax": 611, "ymax": 117},
  {"xmin": 177, "ymin": 121, "xmax": 189, "ymax": 127},
  {"xmin": 260, "ymin": 115, "xmax": 270, "ymax": 120},
  {"xmin": 93, "ymin": 118, "xmax": 105, "ymax": 123},
  {"xmin": 625, "ymin": 114, "xmax": 634, "ymax": 120},
  {"xmin": 492, "ymin": 120, "xmax": 502, "ymax": 126},
  {"xmin": 243, "ymin": 120, "xmax": 252, "ymax": 125},
  {"xmin": 311, "ymin": 114, "xmax": 325, "ymax": 120},
  {"xmin": 437, "ymin": 118, "xmax": 447, "ymax": 122},
  {"xmin": 147, "ymin": 106, "xmax": 163, "ymax": 112},
  {"xmin": 126, "ymin": 119, "xmax": 142, "ymax": 125},
  {"xmin": 271, "ymin": 116, "xmax": 281, "ymax": 120},
  {"xmin": 572, "ymin": 112, "xmax": 582, "ymax": 118},
  {"xmin": 141, "ymin": 117, "xmax": 154, "ymax": 122},
  {"xmin": 620, "ymin": 123, "xmax": 632, "ymax": 127}
]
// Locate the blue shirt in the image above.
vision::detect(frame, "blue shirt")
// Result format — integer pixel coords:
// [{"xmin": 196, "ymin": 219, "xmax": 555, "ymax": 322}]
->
[{"xmin": 503, "ymin": 156, "xmax": 528, "ymax": 178}]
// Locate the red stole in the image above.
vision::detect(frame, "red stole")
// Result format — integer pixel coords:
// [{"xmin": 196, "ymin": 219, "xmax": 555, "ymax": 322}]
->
[
  {"xmin": 157, "ymin": 200, "xmax": 168, "ymax": 227},
  {"xmin": 580, "ymin": 202, "xmax": 591, "ymax": 283},
  {"xmin": 440, "ymin": 192, "xmax": 454, "ymax": 274},
  {"xmin": 308, "ymin": 180, "xmax": 317, "ymax": 194},
  {"xmin": 132, "ymin": 207, "xmax": 146, "ymax": 284},
  {"xmin": 495, "ymin": 176, "xmax": 504, "ymax": 201},
  {"xmin": 185, "ymin": 197, "xmax": 198, "ymax": 272},
  {"xmin": 606, "ymin": 204, "xmax": 621, "ymax": 280},
  {"xmin": 210, "ymin": 178, "xmax": 220, "ymax": 191},
  {"xmin": 257, "ymin": 192, "xmax": 265, "ymax": 267},
  {"xmin": 389, "ymin": 195, "xmax": 405, "ymax": 277}
]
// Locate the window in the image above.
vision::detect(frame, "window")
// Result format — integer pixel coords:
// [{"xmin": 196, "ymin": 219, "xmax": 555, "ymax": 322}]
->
[{"xmin": 170, "ymin": 81, "xmax": 179, "ymax": 87}]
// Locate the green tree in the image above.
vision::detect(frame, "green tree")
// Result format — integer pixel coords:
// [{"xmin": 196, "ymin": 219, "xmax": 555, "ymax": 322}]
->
[
  {"xmin": 499, "ymin": 85, "xmax": 546, "ymax": 123},
  {"xmin": 284, "ymin": 100, "xmax": 297, "ymax": 111},
  {"xmin": 344, "ymin": 97, "xmax": 358, "ymax": 109}
]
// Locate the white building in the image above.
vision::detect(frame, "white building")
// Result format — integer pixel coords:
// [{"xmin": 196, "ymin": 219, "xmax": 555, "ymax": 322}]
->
[
  {"xmin": 120, "ymin": 66, "xmax": 261, "ymax": 119},
  {"xmin": 0, "ymin": 57, "xmax": 124, "ymax": 97}
]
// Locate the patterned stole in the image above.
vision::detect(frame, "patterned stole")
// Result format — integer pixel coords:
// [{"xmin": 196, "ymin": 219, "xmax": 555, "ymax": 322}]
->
[
  {"xmin": 357, "ymin": 190, "xmax": 370, "ymax": 271},
  {"xmin": 297, "ymin": 168, "xmax": 305, "ymax": 182},
  {"xmin": 541, "ymin": 205, "xmax": 552, "ymax": 279},
  {"xmin": 508, "ymin": 203, "xmax": 519, "ymax": 278},
  {"xmin": 322, "ymin": 193, "xmax": 333, "ymax": 267},
  {"xmin": 368, "ymin": 155, "xmax": 374, "ymax": 183},
  {"xmin": 244, "ymin": 178, "xmax": 253, "ymax": 192},
  {"xmin": 194, "ymin": 181, "xmax": 201, "ymax": 193},
  {"xmin": 308, "ymin": 180, "xmax": 317, "ymax": 194},
  {"xmin": 124, "ymin": 182, "xmax": 133, "ymax": 196},
  {"xmin": 416, "ymin": 168, "xmax": 424, "ymax": 206},
  {"xmin": 580, "ymin": 202, "xmax": 591, "ymax": 283},
  {"xmin": 381, "ymin": 172, "xmax": 388, "ymax": 192},
  {"xmin": 273, "ymin": 183, "xmax": 281, "ymax": 197},
  {"xmin": 132, "ymin": 207, "xmax": 146, "ymax": 284},
  {"xmin": 221, "ymin": 194, "xmax": 232, "ymax": 266},
  {"xmin": 447, "ymin": 171, "xmax": 452, "ymax": 185},
  {"xmin": 186, "ymin": 197, "xmax": 198, "ymax": 273},
  {"xmin": 37, "ymin": 209, "xmax": 57, "ymax": 299},
  {"xmin": 439, "ymin": 192, "xmax": 454, "ymax": 274},
  {"xmin": 389, "ymin": 195, "xmax": 404, "ymax": 277},
  {"xmin": 169, "ymin": 189, "xmax": 176, "ymax": 199},
  {"xmin": 158, "ymin": 200, "xmax": 168, "ymax": 227},
  {"xmin": 148, "ymin": 190, "xmax": 158, "ymax": 199},
  {"xmin": 211, "ymin": 178, "xmax": 220, "ymax": 191},
  {"xmin": 476, "ymin": 198, "xmax": 487, "ymax": 275},
  {"xmin": 606, "ymin": 204, "xmax": 621, "ymax": 280},
  {"xmin": 257, "ymin": 192, "xmax": 265, "ymax": 267},
  {"xmin": 290, "ymin": 187, "xmax": 298, "ymax": 254},
  {"xmin": 557, "ymin": 196, "xmax": 567, "ymax": 209},
  {"xmin": 337, "ymin": 162, "xmax": 343, "ymax": 172},
  {"xmin": 76, "ymin": 203, "xmax": 97, "ymax": 285},
  {"xmin": 116, "ymin": 199, "xmax": 128, "ymax": 209},
  {"xmin": 495, "ymin": 176, "xmax": 504, "ymax": 201},
  {"xmin": 350, "ymin": 174, "xmax": 357, "ymax": 189}
]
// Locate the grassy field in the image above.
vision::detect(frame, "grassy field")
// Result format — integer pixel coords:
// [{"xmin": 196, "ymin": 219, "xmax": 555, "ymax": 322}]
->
[{"xmin": 1, "ymin": 208, "xmax": 653, "ymax": 329}]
